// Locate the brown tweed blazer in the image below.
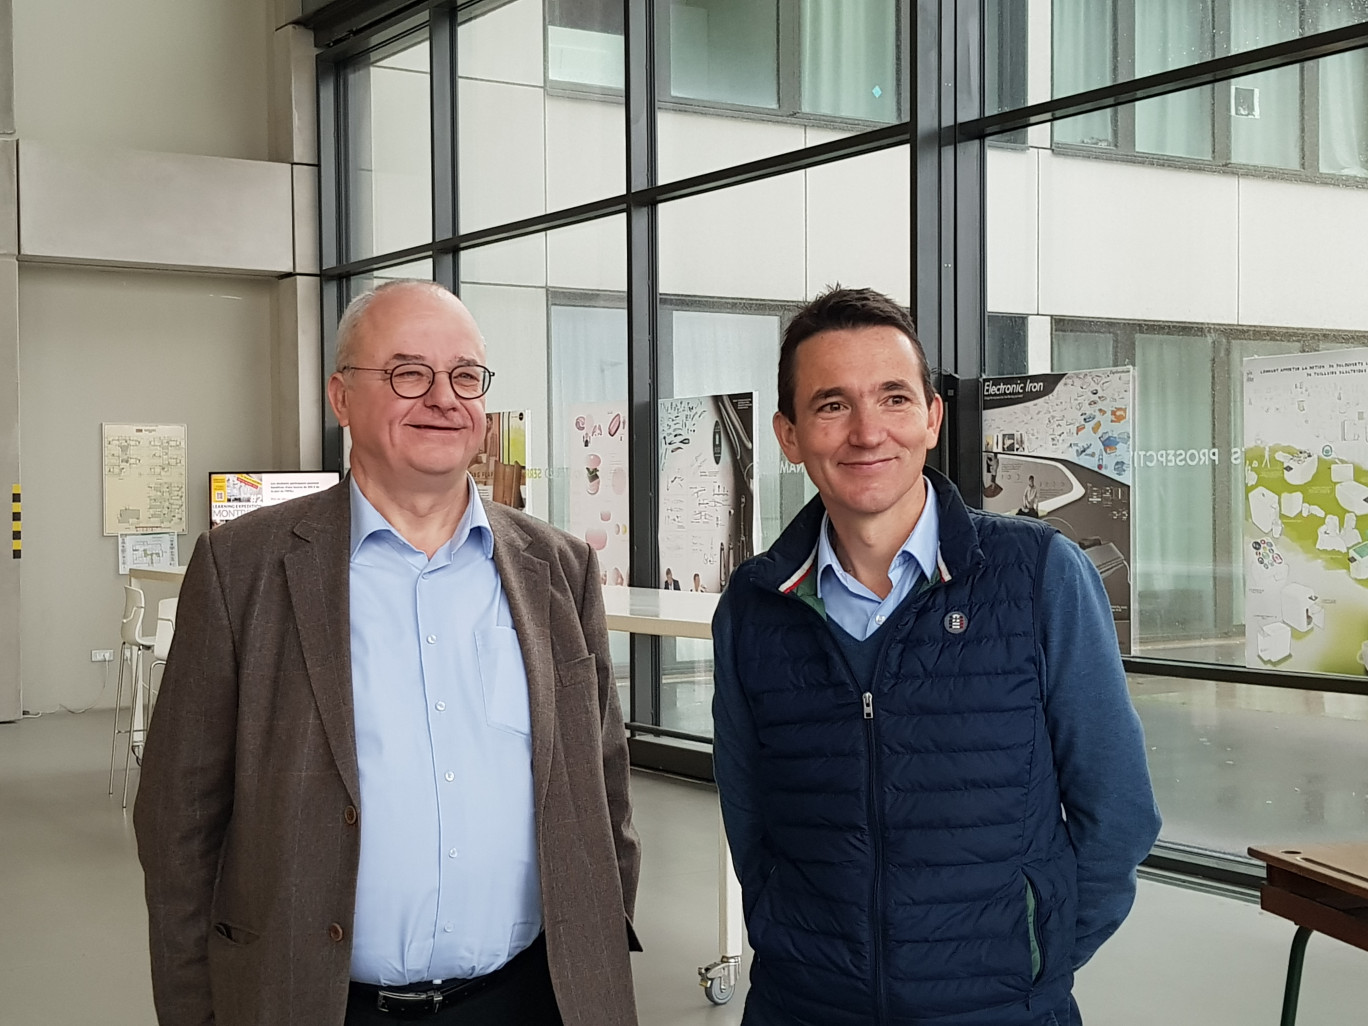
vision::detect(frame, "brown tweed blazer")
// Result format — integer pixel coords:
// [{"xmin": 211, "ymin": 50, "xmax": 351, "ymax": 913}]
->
[{"xmin": 134, "ymin": 482, "xmax": 641, "ymax": 1026}]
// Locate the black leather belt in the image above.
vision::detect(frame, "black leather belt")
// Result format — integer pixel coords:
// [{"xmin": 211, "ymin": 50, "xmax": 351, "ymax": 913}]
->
[{"xmin": 349, "ymin": 934, "xmax": 544, "ymax": 1019}]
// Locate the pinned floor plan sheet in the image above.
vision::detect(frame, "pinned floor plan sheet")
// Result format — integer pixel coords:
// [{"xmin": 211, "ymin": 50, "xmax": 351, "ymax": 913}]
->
[
  {"xmin": 1243, "ymin": 349, "xmax": 1368, "ymax": 674},
  {"xmin": 102, "ymin": 424, "xmax": 187, "ymax": 536}
]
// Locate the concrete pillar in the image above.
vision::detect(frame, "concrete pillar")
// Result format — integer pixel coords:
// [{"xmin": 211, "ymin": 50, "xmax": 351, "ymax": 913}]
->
[
  {"xmin": 271, "ymin": 11, "xmax": 323, "ymax": 470},
  {"xmin": 0, "ymin": 0, "xmax": 19, "ymax": 722}
]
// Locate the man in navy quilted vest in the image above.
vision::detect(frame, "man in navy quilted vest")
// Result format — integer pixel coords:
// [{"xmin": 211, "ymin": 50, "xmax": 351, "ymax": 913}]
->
[{"xmin": 712, "ymin": 287, "xmax": 1161, "ymax": 1026}]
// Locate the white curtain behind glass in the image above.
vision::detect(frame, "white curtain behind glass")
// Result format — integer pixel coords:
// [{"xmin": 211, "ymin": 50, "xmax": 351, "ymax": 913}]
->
[
  {"xmin": 1230, "ymin": 0, "xmax": 1302, "ymax": 169},
  {"xmin": 548, "ymin": 306, "xmax": 628, "ymax": 531},
  {"xmin": 1135, "ymin": 0, "xmax": 1214, "ymax": 159},
  {"xmin": 1319, "ymin": 2, "xmax": 1368, "ymax": 176},
  {"xmin": 801, "ymin": 0, "xmax": 898, "ymax": 122},
  {"xmin": 1053, "ymin": 0, "xmax": 1115, "ymax": 147}
]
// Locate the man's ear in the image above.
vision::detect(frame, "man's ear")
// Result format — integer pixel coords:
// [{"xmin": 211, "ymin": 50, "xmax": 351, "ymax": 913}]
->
[
  {"xmin": 924, "ymin": 392, "xmax": 945, "ymax": 450},
  {"xmin": 327, "ymin": 373, "xmax": 351, "ymax": 428},
  {"xmin": 773, "ymin": 410, "xmax": 802, "ymax": 466}
]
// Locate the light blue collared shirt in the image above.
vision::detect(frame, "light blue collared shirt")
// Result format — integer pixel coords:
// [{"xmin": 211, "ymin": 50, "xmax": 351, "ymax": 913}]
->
[
  {"xmin": 816, "ymin": 476, "xmax": 941, "ymax": 640},
  {"xmin": 348, "ymin": 477, "xmax": 541, "ymax": 985}
]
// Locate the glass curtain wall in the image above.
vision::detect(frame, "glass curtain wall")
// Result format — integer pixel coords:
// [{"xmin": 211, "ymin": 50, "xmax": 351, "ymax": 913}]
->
[
  {"xmin": 318, "ymin": 0, "xmax": 912, "ymax": 775},
  {"xmin": 318, "ymin": 0, "xmax": 1368, "ymax": 868},
  {"xmin": 987, "ymin": 31, "xmax": 1368, "ymax": 862}
]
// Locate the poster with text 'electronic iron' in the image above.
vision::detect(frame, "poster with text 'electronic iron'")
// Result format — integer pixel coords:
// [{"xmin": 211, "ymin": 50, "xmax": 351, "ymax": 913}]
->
[{"xmin": 982, "ymin": 369, "xmax": 1135, "ymax": 654}]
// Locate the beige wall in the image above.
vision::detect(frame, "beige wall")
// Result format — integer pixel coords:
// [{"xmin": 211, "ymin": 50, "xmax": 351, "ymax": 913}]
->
[
  {"xmin": 18, "ymin": 266, "xmax": 277, "ymax": 712},
  {"xmin": 13, "ymin": 0, "xmax": 271, "ymax": 159},
  {"xmin": 0, "ymin": 0, "xmax": 316, "ymax": 717}
]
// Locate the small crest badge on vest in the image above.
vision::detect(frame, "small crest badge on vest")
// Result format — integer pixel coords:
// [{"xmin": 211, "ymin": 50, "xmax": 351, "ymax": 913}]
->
[{"xmin": 944, "ymin": 611, "xmax": 969, "ymax": 634}]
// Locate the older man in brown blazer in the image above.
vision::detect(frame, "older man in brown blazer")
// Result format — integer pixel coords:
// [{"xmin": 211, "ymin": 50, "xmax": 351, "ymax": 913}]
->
[{"xmin": 134, "ymin": 281, "xmax": 641, "ymax": 1026}]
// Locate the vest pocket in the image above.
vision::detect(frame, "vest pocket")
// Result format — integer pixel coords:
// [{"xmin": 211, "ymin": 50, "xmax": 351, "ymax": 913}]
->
[{"xmin": 1023, "ymin": 872, "xmax": 1043, "ymax": 983}]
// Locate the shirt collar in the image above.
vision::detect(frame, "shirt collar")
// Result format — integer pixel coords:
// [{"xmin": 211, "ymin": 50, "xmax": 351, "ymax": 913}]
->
[
  {"xmin": 815, "ymin": 475, "xmax": 941, "ymax": 598},
  {"xmin": 349, "ymin": 475, "xmax": 494, "ymax": 561}
]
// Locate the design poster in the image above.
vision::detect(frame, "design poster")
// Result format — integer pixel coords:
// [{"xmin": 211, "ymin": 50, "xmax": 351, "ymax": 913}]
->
[
  {"xmin": 472, "ymin": 410, "xmax": 530, "ymax": 510},
  {"xmin": 982, "ymin": 369, "xmax": 1135, "ymax": 653},
  {"xmin": 568, "ymin": 402, "xmax": 630, "ymax": 587},
  {"xmin": 210, "ymin": 472, "xmax": 340, "ymax": 527},
  {"xmin": 1242, "ymin": 349, "xmax": 1368, "ymax": 675},
  {"xmin": 658, "ymin": 392, "xmax": 757, "ymax": 594}
]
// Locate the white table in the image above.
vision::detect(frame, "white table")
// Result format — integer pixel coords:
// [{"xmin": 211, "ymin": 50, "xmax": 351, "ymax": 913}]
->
[{"xmin": 601, "ymin": 586, "xmax": 744, "ymax": 1006}]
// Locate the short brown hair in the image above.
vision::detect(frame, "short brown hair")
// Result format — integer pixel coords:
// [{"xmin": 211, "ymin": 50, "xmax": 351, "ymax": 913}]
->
[{"xmin": 777, "ymin": 286, "xmax": 934, "ymax": 421}]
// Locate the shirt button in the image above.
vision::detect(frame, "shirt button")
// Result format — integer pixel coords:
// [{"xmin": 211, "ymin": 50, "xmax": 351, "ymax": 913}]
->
[
  {"xmin": 328, "ymin": 923, "xmax": 344, "ymax": 942},
  {"xmin": 875, "ymin": 615, "xmax": 886, "ymax": 625},
  {"xmin": 426, "ymin": 634, "xmax": 437, "ymax": 644},
  {"xmin": 435, "ymin": 701, "xmax": 446, "ymax": 712},
  {"xmin": 448, "ymin": 848, "xmax": 458, "ymax": 859},
  {"xmin": 444, "ymin": 771, "xmax": 454, "ymax": 782},
  {"xmin": 443, "ymin": 923, "xmax": 454, "ymax": 933}
]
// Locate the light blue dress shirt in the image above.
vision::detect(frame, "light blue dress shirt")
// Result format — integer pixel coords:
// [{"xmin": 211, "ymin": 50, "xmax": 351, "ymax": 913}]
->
[
  {"xmin": 816, "ymin": 476, "xmax": 941, "ymax": 640},
  {"xmin": 347, "ymin": 478, "xmax": 541, "ymax": 986}
]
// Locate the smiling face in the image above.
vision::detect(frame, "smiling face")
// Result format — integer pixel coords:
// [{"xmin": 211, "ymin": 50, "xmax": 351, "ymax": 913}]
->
[
  {"xmin": 327, "ymin": 286, "xmax": 488, "ymax": 496},
  {"xmin": 774, "ymin": 324, "xmax": 943, "ymax": 532}
]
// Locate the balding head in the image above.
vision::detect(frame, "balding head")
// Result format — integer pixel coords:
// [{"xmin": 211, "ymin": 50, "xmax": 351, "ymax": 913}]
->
[{"xmin": 334, "ymin": 280, "xmax": 475, "ymax": 373}]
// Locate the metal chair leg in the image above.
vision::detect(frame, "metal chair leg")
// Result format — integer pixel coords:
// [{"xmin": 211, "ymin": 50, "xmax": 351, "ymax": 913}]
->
[
  {"xmin": 1279, "ymin": 926, "xmax": 1313, "ymax": 1026},
  {"xmin": 107, "ymin": 643, "xmax": 131, "ymax": 796},
  {"xmin": 121, "ymin": 647, "xmax": 142, "ymax": 809}
]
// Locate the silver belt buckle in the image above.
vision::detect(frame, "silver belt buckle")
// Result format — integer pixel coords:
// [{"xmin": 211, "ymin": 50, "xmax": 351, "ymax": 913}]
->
[{"xmin": 375, "ymin": 988, "xmax": 442, "ymax": 1015}]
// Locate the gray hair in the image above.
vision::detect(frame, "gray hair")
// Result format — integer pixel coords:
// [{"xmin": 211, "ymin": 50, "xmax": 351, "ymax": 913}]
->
[{"xmin": 333, "ymin": 279, "xmax": 456, "ymax": 372}]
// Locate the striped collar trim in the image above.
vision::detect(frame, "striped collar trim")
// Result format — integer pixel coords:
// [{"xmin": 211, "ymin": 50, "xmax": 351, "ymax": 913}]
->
[
  {"xmin": 936, "ymin": 546, "xmax": 952, "ymax": 583},
  {"xmin": 779, "ymin": 542, "xmax": 820, "ymax": 593}
]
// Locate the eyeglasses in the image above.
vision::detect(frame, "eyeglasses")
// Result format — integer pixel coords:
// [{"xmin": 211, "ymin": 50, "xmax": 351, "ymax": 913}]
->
[{"xmin": 342, "ymin": 362, "xmax": 495, "ymax": 400}]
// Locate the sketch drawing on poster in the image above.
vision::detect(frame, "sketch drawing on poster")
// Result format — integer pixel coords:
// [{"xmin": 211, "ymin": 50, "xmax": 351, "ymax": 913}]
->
[
  {"xmin": 472, "ymin": 410, "xmax": 530, "ymax": 511},
  {"xmin": 982, "ymin": 369, "xmax": 1135, "ymax": 653},
  {"xmin": 658, "ymin": 392, "xmax": 758, "ymax": 594},
  {"xmin": 567, "ymin": 402, "xmax": 630, "ymax": 587},
  {"xmin": 1242, "ymin": 348, "xmax": 1368, "ymax": 675}
]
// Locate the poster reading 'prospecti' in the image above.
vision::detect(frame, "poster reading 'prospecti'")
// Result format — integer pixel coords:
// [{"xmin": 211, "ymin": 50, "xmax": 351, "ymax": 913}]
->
[
  {"xmin": 981, "ymin": 369, "xmax": 1135, "ymax": 653},
  {"xmin": 1242, "ymin": 349, "xmax": 1368, "ymax": 676}
]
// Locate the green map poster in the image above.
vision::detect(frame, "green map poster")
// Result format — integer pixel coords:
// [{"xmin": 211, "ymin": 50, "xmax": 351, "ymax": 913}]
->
[{"xmin": 1243, "ymin": 349, "xmax": 1368, "ymax": 675}]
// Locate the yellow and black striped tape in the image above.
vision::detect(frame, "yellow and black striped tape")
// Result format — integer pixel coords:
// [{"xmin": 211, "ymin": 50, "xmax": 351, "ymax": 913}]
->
[{"xmin": 11, "ymin": 485, "xmax": 19, "ymax": 559}]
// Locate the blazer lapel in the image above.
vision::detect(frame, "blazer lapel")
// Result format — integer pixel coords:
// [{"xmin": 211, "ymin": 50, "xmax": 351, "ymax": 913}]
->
[
  {"xmin": 283, "ymin": 486, "xmax": 360, "ymax": 806},
  {"xmin": 487, "ymin": 505, "xmax": 555, "ymax": 813}
]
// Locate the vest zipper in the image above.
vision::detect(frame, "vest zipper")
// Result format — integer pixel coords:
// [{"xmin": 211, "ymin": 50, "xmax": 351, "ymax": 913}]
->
[{"xmin": 863, "ymin": 690, "xmax": 886, "ymax": 1025}]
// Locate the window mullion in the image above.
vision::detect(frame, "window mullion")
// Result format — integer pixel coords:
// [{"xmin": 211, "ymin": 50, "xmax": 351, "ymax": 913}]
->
[{"xmin": 778, "ymin": 0, "xmax": 802, "ymax": 115}]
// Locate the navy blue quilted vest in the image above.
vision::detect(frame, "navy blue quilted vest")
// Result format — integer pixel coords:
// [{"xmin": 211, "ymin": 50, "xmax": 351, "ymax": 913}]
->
[{"xmin": 728, "ymin": 469, "xmax": 1076, "ymax": 1025}]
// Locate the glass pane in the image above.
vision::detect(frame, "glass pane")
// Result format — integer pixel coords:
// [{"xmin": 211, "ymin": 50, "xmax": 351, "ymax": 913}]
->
[
  {"xmin": 1053, "ymin": 0, "xmax": 1116, "ymax": 147},
  {"xmin": 655, "ymin": 148, "xmax": 911, "ymax": 736},
  {"xmin": 346, "ymin": 259, "xmax": 435, "ymax": 300},
  {"xmin": 1318, "ymin": 3, "xmax": 1368, "ymax": 176},
  {"xmin": 548, "ymin": 0, "xmax": 624, "ymax": 88},
  {"xmin": 800, "ymin": 0, "xmax": 901, "ymax": 122},
  {"xmin": 1230, "ymin": 0, "xmax": 1303, "ymax": 169},
  {"xmin": 344, "ymin": 32, "xmax": 432, "ymax": 260},
  {"xmin": 458, "ymin": 215, "xmax": 627, "ymax": 535},
  {"xmin": 1135, "ymin": 677, "xmax": 1368, "ymax": 857},
  {"xmin": 1135, "ymin": 1, "xmax": 1214, "ymax": 159},
  {"xmin": 667, "ymin": 0, "xmax": 777, "ymax": 108},
  {"xmin": 458, "ymin": 0, "xmax": 625, "ymax": 233},
  {"xmin": 985, "ymin": 315, "xmax": 1029, "ymax": 376}
]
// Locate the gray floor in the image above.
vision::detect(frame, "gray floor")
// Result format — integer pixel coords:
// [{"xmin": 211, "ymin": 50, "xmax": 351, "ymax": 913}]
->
[{"xmin": 4, "ymin": 711, "xmax": 1368, "ymax": 1025}]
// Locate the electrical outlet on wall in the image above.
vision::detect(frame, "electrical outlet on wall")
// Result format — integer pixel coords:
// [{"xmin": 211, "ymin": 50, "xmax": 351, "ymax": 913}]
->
[{"xmin": 91, "ymin": 649, "xmax": 114, "ymax": 662}]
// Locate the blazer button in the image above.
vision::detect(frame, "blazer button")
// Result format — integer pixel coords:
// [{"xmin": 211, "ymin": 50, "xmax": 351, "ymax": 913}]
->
[
  {"xmin": 344, "ymin": 805, "xmax": 357, "ymax": 826},
  {"xmin": 328, "ymin": 923, "xmax": 344, "ymax": 942}
]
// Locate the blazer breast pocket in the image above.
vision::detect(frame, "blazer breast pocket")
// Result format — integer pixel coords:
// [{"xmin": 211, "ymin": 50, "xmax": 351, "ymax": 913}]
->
[{"xmin": 476, "ymin": 626, "xmax": 532, "ymax": 736}]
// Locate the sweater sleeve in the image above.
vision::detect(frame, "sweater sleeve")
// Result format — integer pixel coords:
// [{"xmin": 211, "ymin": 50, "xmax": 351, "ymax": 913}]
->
[
  {"xmin": 1039, "ymin": 534, "xmax": 1162, "ymax": 970},
  {"xmin": 711, "ymin": 587, "xmax": 770, "ymax": 912}
]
